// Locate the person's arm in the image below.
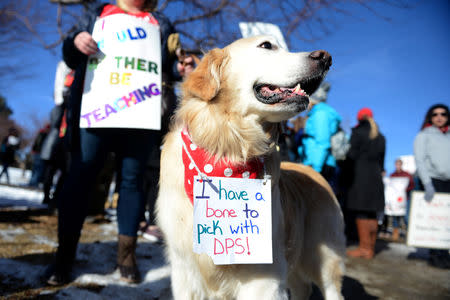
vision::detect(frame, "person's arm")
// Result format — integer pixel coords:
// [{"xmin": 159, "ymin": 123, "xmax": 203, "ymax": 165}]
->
[
  {"xmin": 379, "ymin": 135, "xmax": 386, "ymax": 172},
  {"xmin": 414, "ymin": 132, "xmax": 435, "ymax": 201},
  {"xmin": 413, "ymin": 133, "xmax": 432, "ymax": 185},
  {"xmin": 62, "ymin": 7, "xmax": 99, "ymax": 69},
  {"xmin": 305, "ymin": 110, "xmax": 332, "ymax": 172}
]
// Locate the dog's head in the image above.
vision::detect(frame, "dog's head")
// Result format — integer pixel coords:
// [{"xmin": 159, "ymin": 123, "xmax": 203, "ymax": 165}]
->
[{"xmin": 182, "ymin": 35, "xmax": 332, "ymax": 123}]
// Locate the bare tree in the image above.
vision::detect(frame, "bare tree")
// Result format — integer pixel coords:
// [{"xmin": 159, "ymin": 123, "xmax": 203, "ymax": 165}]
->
[{"xmin": 1, "ymin": 0, "xmax": 410, "ymax": 54}]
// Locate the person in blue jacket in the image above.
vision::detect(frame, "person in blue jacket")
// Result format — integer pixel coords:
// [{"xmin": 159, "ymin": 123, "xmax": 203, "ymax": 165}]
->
[{"xmin": 298, "ymin": 82, "xmax": 341, "ymax": 186}]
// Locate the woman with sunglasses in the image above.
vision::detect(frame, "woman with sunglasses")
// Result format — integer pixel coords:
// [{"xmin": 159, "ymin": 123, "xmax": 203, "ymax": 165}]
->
[{"xmin": 414, "ymin": 103, "xmax": 450, "ymax": 269}]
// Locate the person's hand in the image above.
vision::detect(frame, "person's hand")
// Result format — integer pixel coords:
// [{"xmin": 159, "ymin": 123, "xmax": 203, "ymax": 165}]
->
[
  {"xmin": 176, "ymin": 48, "xmax": 195, "ymax": 77},
  {"xmin": 74, "ymin": 31, "xmax": 98, "ymax": 55},
  {"xmin": 424, "ymin": 182, "xmax": 435, "ymax": 202},
  {"xmin": 177, "ymin": 55, "xmax": 195, "ymax": 77}
]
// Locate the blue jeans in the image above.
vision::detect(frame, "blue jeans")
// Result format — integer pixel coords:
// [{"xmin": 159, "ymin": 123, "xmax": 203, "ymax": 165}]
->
[
  {"xmin": 29, "ymin": 154, "xmax": 45, "ymax": 187},
  {"xmin": 57, "ymin": 128, "xmax": 156, "ymax": 238}
]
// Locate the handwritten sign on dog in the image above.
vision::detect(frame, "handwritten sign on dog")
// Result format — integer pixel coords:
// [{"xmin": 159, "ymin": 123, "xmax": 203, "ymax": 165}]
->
[
  {"xmin": 80, "ymin": 13, "xmax": 162, "ymax": 130},
  {"xmin": 407, "ymin": 191, "xmax": 450, "ymax": 249},
  {"xmin": 193, "ymin": 176, "xmax": 272, "ymax": 265}
]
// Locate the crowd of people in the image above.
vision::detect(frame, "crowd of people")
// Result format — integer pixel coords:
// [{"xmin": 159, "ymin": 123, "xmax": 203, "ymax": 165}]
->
[
  {"xmin": 0, "ymin": 0, "xmax": 448, "ymax": 289},
  {"xmin": 282, "ymin": 85, "xmax": 449, "ymax": 268}
]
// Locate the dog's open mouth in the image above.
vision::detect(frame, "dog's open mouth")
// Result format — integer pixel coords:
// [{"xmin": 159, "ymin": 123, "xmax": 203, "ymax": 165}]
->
[{"xmin": 254, "ymin": 75, "xmax": 324, "ymax": 105}]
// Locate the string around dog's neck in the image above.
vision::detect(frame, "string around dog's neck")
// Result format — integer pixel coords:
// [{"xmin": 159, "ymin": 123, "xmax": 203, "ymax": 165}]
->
[{"xmin": 180, "ymin": 128, "xmax": 270, "ymax": 204}]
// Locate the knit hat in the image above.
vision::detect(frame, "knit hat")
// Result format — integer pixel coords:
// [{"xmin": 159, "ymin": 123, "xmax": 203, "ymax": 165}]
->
[
  {"xmin": 310, "ymin": 82, "xmax": 331, "ymax": 104},
  {"xmin": 357, "ymin": 107, "xmax": 373, "ymax": 121}
]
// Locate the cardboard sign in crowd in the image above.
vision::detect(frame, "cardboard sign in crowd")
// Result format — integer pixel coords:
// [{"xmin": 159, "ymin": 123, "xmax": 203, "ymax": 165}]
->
[
  {"xmin": 80, "ymin": 13, "xmax": 162, "ymax": 130},
  {"xmin": 384, "ymin": 177, "xmax": 409, "ymax": 216},
  {"xmin": 407, "ymin": 191, "xmax": 450, "ymax": 249},
  {"xmin": 193, "ymin": 176, "xmax": 273, "ymax": 265}
]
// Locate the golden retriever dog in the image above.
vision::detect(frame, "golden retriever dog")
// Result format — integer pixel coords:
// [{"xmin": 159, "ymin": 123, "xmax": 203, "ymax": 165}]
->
[{"xmin": 156, "ymin": 35, "xmax": 346, "ymax": 300}]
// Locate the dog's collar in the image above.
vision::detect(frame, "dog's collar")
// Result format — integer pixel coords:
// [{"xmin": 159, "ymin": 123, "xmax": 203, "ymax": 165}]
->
[{"xmin": 181, "ymin": 129, "xmax": 264, "ymax": 204}]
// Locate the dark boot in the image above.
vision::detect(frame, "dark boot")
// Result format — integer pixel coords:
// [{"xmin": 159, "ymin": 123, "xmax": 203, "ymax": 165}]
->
[
  {"xmin": 347, "ymin": 218, "xmax": 374, "ymax": 259},
  {"xmin": 117, "ymin": 234, "xmax": 141, "ymax": 283},
  {"xmin": 44, "ymin": 233, "xmax": 80, "ymax": 285},
  {"xmin": 429, "ymin": 250, "xmax": 450, "ymax": 269}
]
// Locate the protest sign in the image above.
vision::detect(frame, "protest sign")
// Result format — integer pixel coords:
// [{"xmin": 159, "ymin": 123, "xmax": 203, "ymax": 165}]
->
[
  {"xmin": 193, "ymin": 176, "xmax": 272, "ymax": 265},
  {"xmin": 384, "ymin": 177, "xmax": 409, "ymax": 216},
  {"xmin": 407, "ymin": 191, "xmax": 450, "ymax": 249},
  {"xmin": 80, "ymin": 13, "xmax": 162, "ymax": 130}
]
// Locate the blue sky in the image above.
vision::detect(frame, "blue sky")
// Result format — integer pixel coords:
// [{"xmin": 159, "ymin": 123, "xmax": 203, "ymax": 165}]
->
[{"xmin": 2, "ymin": 0, "xmax": 449, "ymax": 174}]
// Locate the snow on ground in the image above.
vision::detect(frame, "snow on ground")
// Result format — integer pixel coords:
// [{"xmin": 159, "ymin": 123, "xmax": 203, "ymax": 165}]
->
[
  {"xmin": 0, "ymin": 167, "xmax": 32, "ymax": 186},
  {"xmin": 0, "ymin": 167, "xmax": 173, "ymax": 299}
]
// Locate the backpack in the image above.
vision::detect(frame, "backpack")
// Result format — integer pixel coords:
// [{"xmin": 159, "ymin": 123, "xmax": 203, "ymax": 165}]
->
[{"xmin": 330, "ymin": 128, "xmax": 350, "ymax": 161}]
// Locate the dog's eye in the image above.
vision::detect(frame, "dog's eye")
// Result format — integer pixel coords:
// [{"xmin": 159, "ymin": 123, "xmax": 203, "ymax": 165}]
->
[{"xmin": 258, "ymin": 41, "xmax": 277, "ymax": 50}]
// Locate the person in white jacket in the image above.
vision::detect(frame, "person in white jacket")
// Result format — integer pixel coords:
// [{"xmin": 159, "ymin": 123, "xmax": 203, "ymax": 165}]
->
[{"xmin": 413, "ymin": 103, "xmax": 450, "ymax": 269}]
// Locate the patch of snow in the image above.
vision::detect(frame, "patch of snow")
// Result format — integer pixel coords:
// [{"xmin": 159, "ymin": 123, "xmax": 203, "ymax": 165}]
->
[
  {"xmin": 0, "ymin": 167, "xmax": 32, "ymax": 186},
  {"xmin": 0, "ymin": 185, "xmax": 45, "ymax": 209},
  {"xmin": 0, "ymin": 226, "xmax": 26, "ymax": 241}
]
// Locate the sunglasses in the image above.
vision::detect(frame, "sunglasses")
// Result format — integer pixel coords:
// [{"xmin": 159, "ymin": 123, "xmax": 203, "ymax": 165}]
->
[{"xmin": 431, "ymin": 112, "xmax": 448, "ymax": 117}]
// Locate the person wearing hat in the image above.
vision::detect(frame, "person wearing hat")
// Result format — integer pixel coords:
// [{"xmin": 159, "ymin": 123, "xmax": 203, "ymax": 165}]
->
[
  {"xmin": 298, "ymin": 82, "xmax": 342, "ymax": 188},
  {"xmin": 345, "ymin": 107, "xmax": 386, "ymax": 259}
]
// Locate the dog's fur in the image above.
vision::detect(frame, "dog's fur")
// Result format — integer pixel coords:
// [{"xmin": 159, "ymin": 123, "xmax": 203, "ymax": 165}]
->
[{"xmin": 156, "ymin": 36, "xmax": 346, "ymax": 300}]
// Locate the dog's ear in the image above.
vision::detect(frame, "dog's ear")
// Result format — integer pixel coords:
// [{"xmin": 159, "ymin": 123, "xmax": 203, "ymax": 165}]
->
[{"xmin": 182, "ymin": 48, "xmax": 227, "ymax": 102}]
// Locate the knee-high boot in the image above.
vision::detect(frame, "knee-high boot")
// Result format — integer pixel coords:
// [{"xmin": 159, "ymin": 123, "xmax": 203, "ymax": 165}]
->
[
  {"xmin": 45, "ymin": 232, "xmax": 80, "ymax": 285},
  {"xmin": 117, "ymin": 234, "xmax": 141, "ymax": 283},
  {"xmin": 347, "ymin": 218, "xmax": 375, "ymax": 259}
]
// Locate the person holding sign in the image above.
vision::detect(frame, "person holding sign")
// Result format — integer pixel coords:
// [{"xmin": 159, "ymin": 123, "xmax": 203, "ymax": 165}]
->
[
  {"xmin": 44, "ymin": 0, "xmax": 194, "ymax": 285},
  {"xmin": 414, "ymin": 103, "xmax": 450, "ymax": 269},
  {"xmin": 385, "ymin": 158, "xmax": 414, "ymax": 241}
]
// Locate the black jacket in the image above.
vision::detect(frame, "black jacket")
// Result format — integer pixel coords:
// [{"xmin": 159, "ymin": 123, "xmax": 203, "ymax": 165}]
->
[
  {"xmin": 345, "ymin": 120, "xmax": 386, "ymax": 212},
  {"xmin": 62, "ymin": 3, "xmax": 179, "ymax": 152}
]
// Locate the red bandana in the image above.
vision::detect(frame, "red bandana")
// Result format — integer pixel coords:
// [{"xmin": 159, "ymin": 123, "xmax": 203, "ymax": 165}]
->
[{"xmin": 181, "ymin": 129, "xmax": 264, "ymax": 204}]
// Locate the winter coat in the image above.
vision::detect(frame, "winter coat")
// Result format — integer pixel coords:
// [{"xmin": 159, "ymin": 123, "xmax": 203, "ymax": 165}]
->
[
  {"xmin": 345, "ymin": 120, "xmax": 386, "ymax": 212},
  {"xmin": 40, "ymin": 105, "xmax": 65, "ymax": 161},
  {"xmin": 1, "ymin": 135, "xmax": 20, "ymax": 165},
  {"xmin": 62, "ymin": 3, "xmax": 179, "ymax": 152},
  {"xmin": 299, "ymin": 102, "xmax": 341, "ymax": 172},
  {"xmin": 31, "ymin": 129, "xmax": 49, "ymax": 154},
  {"xmin": 413, "ymin": 125, "xmax": 450, "ymax": 185}
]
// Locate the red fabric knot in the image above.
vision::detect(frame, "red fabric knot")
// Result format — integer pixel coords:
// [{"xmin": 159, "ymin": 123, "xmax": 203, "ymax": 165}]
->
[{"xmin": 181, "ymin": 129, "xmax": 264, "ymax": 204}]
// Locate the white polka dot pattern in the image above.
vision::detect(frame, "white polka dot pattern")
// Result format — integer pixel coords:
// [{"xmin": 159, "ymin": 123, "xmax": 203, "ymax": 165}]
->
[
  {"xmin": 204, "ymin": 164, "xmax": 213, "ymax": 173},
  {"xmin": 224, "ymin": 168, "xmax": 233, "ymax": 177}
]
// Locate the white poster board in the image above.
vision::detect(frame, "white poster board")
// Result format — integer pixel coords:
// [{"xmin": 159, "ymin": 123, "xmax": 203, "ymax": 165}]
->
[
  {"xmin": 239, "ymin": 22, "xmax": 288, "ymax": 51},
  {"xmin": 193, "ymin": 176, "xmax": 272, "ymax": 265},
  {"xmin": 384, "ymin": 177, "xmax": 409, "ymax": 216},
  {"xmin": 407, "ymin": 191, "xmax": 450, "ymax": 249},
  {"xmin": 80, "ymin": 13, "xmax": 161, "ymax": 130}
]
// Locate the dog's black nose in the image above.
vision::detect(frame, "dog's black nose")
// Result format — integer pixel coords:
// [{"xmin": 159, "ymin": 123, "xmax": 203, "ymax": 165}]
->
[{"xmin": 309, "ymin": 50, "xmax": 332, "ymax": 68}]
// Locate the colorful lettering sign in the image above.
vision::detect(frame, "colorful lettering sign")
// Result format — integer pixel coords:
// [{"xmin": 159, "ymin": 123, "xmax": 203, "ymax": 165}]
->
[
  {"xmin": 80, "ymin": 13, "xmax": 162, "ymax": 129},
  {"xmin": 407, "ymin": 191, "xmax": 450, "ymax": 249},
  {"xmin": 193, "ymin": 176, "xmax": 272, "ymax": 265}
]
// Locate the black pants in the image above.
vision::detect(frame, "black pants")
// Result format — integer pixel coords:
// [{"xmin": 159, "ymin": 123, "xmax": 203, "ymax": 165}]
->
[
  {"xmin": 429, "ymin": 178, "xmax": 450, "ymax": 262},
  {"xmin": 431, "ymin": 178, "xmax": 450, "ymax": 193}
]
